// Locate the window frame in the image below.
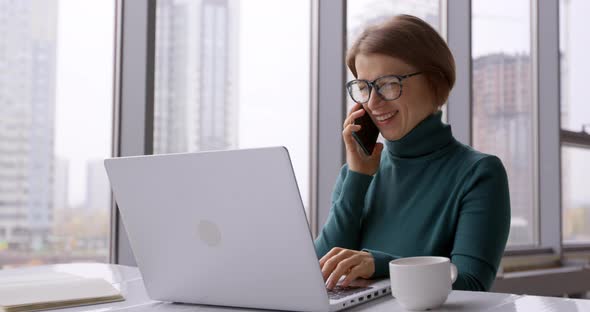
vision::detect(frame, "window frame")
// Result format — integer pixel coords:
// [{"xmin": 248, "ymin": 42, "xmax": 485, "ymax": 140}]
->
[
  {"xmin": 535, "ymin": 0, "xmax": 562, "ymax": 255},
  {"xmin": 111, "ymin": 0, "xmax": 156, "ymax": 266},
  {"xmin": 561, "ymin": 132, "xmax": 590, "ymax": 249},
  {"xmin": 558, "ymin": 0, "xmax": 590, "ymax": 251},
  {"xmin": 310, "ymin": 0, "xmax": 347, "ymax": 237}
]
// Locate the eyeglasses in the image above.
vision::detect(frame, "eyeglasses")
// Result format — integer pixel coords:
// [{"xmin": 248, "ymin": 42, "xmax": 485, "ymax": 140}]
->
[{"xmin": 346, "ymin": 72, "xmax": 422, "ymax": 104}]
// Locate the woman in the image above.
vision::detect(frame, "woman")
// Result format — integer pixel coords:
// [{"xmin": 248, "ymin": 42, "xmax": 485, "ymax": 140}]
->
[{"xmin": 315, "ymin": 15, "xmax": 510, "ymax": 292}]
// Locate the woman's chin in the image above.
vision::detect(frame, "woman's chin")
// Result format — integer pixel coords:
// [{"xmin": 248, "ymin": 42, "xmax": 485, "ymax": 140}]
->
[
  {"xmin": 379, "ymin": 122, "xmax": 407, "ymax": 141},
  {"xmin": 382, "ymin": 132, "xmax": 403, "ymax": 141}
]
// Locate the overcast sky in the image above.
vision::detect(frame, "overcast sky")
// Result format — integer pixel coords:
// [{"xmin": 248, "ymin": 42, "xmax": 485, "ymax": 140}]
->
[{"xmin": 54, "ymin": 0, "xmax": 589, "ymax": 210}]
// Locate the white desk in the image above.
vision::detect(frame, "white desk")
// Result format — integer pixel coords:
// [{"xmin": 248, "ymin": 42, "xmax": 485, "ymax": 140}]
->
[{"xmin": 1, "ymin": 263, "xmax": 589, "ymax": 311}]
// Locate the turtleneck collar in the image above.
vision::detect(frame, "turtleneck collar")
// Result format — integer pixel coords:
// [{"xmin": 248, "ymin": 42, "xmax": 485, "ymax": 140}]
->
[{"xmin": 385, "ymin": 110, "xmax": 455, "ymax": 160}]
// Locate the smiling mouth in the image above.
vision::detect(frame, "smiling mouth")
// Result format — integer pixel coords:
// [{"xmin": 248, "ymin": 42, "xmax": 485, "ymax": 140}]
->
[{"xmin": 374, "ymin": 110, "xmax": 398, "ymax": 122}]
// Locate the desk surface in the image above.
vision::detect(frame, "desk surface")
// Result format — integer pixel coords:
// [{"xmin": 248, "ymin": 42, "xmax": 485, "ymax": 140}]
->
[{"xmin": 1, "ymin": 263, "xmax": 589, "ymax": 311}]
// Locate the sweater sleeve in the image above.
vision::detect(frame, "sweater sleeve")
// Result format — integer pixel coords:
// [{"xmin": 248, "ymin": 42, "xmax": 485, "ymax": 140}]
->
[
  {"xmin": 451, "ymin": 156, "xmax": 511, "ymax": 291},
  {"xmin": 361, "ymin": 248, "xmax": 399, "ymax": 278},
  {"xmin": 314, "ymin": 165, "xmax": 374, "ymax": 258}
]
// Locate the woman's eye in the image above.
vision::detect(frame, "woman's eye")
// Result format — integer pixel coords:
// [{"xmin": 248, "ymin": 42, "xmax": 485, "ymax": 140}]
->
[{"xmin": 379, "ymin": 82, "xmax": 397, "ymax": 90}]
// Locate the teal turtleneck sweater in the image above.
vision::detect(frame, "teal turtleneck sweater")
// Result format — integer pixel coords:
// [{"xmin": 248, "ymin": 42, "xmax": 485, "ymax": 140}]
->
[{"xmin": 315, "ymin": 111, "xmax": 510, "ymax": 291}]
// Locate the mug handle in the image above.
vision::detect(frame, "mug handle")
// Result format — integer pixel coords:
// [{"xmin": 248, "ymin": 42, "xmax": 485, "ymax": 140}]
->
[{"xmin": 450, "ymin": 263, "xmax": 458, "ymax": 284}]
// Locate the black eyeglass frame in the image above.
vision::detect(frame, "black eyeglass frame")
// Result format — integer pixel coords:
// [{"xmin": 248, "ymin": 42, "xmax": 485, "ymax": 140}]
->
[{"xmin": 345, "ymin": 72, "xmax": 423, "ymax": 104}]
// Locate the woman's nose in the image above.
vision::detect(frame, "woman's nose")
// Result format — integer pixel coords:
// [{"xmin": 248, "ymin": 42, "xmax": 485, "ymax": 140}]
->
[{"xmin": 367, "ymin": 90, "xmax": 385, "ymax": 112}]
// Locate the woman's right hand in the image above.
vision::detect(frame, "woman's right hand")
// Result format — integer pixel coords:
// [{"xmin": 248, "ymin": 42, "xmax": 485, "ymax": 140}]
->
[{"xmin": 342, "ymin": 103, "xmax": 384, "ymax": 176}]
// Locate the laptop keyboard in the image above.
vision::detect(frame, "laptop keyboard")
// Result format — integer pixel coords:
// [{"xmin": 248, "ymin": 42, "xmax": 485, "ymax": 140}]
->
[{"xmin": 327, "ymin": 285, "xmax": 372, "ymax": 300}]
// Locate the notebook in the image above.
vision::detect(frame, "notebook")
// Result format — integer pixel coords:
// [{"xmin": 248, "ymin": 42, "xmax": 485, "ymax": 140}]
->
[{"xmin": 0, "ymin": 272, "xmax": 124, "ymax": 312}]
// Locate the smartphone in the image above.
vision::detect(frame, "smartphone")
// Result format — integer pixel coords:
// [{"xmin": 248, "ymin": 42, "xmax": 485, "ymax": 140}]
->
[{"xmin": 351, "ymin": 108, "xmax": 380, "ymax": 155}]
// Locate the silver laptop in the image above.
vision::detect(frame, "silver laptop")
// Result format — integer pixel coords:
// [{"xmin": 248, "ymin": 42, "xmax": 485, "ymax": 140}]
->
[{"xmin": 104, "ymin": 146, "xmax": 390, "ymax": 312}]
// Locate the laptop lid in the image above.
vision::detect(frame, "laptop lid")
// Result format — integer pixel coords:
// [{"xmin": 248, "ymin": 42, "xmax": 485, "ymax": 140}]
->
[{"xmin": 104, "ymin": 147, "xmax": 330, "ymax": 312}]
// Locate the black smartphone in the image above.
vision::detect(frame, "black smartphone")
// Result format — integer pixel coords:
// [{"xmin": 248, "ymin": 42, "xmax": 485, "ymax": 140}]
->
[{"xmin": 351, "ymin": 108, "xmax": 380, "ymax": 155}]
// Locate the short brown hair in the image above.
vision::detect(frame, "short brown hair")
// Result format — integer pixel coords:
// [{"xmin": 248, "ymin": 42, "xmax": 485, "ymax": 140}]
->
[{"xmin": 347, "ymin": 15, "xmax": 455, "ymax": 107}]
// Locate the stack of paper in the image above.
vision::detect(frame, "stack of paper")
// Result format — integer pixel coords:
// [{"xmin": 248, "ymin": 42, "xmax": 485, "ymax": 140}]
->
[{"xmin": 0, "ymin": 272, "xmax": 124, "ymax": 312}]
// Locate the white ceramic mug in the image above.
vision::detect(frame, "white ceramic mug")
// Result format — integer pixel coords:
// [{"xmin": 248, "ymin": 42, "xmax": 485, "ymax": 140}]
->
[{"xmin": 389, "ymin": 256, "xmax": 458, "ymax": 311}]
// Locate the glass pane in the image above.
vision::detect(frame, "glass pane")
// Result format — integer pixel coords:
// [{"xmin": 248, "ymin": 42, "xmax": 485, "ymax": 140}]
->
[
  {"xmin": 153, "ymin": 0, "xmax": 311, "ymax": 215},
  {"xmin": 472, "ymin": 0, "xmax": 536, "ymax": 245},
  {"xmin": 562, "ymin": 146, "xmax": 590, "ymax": 243},
  {"xmin": 560, "ymin": 0, "xmax": 590, "ymax": 133},
  {"xmin": 346, "ymin": 0, "xmax": 443, "ymax": 124},
  {"xmin": 0, "ymin": 0, "xmax": 114, "ymax": 268},
  {"xmin": 347, "ymin": 0, "xmax": 440, "ymax": 43}
]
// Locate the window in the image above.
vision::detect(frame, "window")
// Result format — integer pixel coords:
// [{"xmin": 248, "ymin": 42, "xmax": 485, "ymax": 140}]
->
[
  {"xmin": 472, "ymin": 0, "xmax": 536, "ymax": 246},
  {"xmin": 559, "ymin": 0, "xmax": 590, "ymax": 134},
  {"xmin": 562, "ymin": 147, "xmax": 590, "ymax": 243},
  {"xmin": 0, "ymin": 0, "xmax": 114, "ymax": 268},
  {"xmin": 153, "ymin": 0, "xmax": 311, "ymax": 216},
  {"xmin": 560, "ymin": 0, "xmax": 590, "ymax": 244}
]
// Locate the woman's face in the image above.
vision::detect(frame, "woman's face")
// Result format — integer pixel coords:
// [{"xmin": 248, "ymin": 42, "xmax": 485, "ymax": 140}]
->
[{"xmin": 354, "ymin": 53, "xmax": 438, "ymax": 141}]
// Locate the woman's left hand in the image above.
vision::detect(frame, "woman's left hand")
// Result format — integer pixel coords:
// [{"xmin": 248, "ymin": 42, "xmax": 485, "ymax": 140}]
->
[{"xmin": 319, "ymin": 247, "xmax": 375, "ymax": 289}]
